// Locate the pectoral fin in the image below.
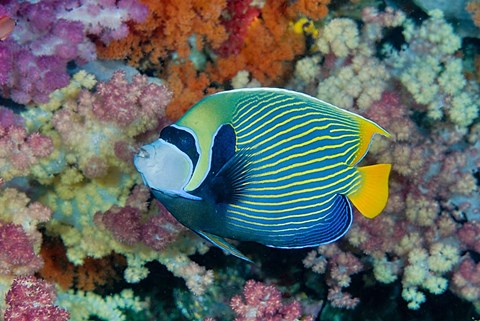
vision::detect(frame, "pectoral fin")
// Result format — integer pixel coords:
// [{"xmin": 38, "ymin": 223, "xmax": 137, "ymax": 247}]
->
[{"xmin": 195, "ymin": 230, "xmax": 253, "ymax": 263}]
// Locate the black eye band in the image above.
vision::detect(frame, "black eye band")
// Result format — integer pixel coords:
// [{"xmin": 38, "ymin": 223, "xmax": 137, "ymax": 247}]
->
[{"xmin": 160, "ymin": 126, "xmax": 199, "ymax": 169}]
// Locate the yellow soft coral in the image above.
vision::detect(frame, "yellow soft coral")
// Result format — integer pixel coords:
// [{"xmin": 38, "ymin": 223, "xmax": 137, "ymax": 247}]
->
[{"xmin": 317, "ymin": 18, "xmax": 359, "ymax": 57}]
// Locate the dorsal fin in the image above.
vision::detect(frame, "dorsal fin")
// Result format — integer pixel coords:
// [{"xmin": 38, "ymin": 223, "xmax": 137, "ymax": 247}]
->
[{"xmin": 349, "ymin": 116, "xmax": 391, "ymax": 165}]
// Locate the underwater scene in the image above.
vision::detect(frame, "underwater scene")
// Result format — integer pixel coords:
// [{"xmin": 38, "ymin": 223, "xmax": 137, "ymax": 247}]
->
[{"xmin": 0, "ymin": 0, "xmax": 480, "ymax": 320}]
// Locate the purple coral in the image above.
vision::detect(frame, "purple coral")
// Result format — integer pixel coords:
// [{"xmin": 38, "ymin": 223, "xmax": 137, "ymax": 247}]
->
[
  {"xmin": 0, "ymin": 0, "xmax": 91, "ymax": 104},
  {"xmin": 4, "ymin": 276, "xmax": 69, "ymax": 321},
  {"xmin": 0, "ymin": 188, "xmax": 52, "ymax": 276},
  {"xmin": 0, "ymin": 105, "xmax": 23, "ymax": 128},
  {"xmin": 0, "ymin": 0, "xmax": 147, "ymax": 104},
  {"xmin": 230, "ymin": 280, "xmax": 313, "ymax": 321},
  {"xmin": 55, "ymin": 0, "xmax": 148, "ymax": 44}
]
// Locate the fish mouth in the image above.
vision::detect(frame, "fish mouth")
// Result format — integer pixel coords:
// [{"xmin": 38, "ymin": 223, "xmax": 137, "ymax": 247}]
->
[
  {"xmin": 136, "ymin": 147, "xmax": 150, "ymax": 159},
  {"xmin": 133, "ymin": 145, "xmax": 154, "ymax": 172}
]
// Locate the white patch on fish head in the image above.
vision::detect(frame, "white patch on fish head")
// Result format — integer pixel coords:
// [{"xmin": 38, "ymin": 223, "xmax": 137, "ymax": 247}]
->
[{"xmin": 134, "ymin": 139, "xmax": 194, "ymax": 193}]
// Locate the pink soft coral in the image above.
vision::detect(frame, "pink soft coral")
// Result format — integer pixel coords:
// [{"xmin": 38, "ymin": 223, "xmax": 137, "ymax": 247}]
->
[
  {"xmin": 95, "ymin": 186, "xmax": 185, "ymax": 251},
  {"xmin": 303, "ymin": 244, "xmax": 363, "ymax": 309},
  {"xmin": 51, "ymin": 70, "xmax": 172, "ymax": 179},
  {"xmin": 0, "ymin": 222, "xmax": 43, "ymax": 276},
  {"xmin": 230, "ymin": 280, "xmax": 313, "ymax": 321},
  {"xmin": 4, "ymin": 276, "xmax": 69, "ymax": 321},
  {"xmin": 91, "ymin": 70, "xmax": 171, "ymax": 127},
  {"xmin": 0, "ymin": 107, "xmax": 53, "ymax": 180}
]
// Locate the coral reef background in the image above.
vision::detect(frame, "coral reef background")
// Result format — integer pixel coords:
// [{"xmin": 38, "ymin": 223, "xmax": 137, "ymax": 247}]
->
[{"xmin": 0, "ymin": 0, "xmax": 479, "ymax": 320}]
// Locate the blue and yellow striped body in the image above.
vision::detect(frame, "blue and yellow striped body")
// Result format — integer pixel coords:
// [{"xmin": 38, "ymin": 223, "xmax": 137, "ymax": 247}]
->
[
  {"xmin": 224, "ymin": 90, "xmax": 363, "ymax": 247},
  {"xmin": 135, "ymin": 88, "xmax": 392, "ymax": 261}
]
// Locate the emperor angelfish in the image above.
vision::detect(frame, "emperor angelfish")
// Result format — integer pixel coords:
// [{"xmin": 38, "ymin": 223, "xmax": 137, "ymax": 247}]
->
[{"xmin": 134, "ymin": 88, "xmax": 392, "ymax": 262}]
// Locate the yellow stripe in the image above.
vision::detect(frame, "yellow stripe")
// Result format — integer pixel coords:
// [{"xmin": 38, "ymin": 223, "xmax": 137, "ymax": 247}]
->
[
  {"xmin": 235, "ymin": 96, "xmax": 294, "ymax": 129},
  {"xmin": 318, "ymin": 107, "xmax": 359, "ymax": 124},
  {"xmin": 346, "ymin": 149, "xmax": 357, "ymax": 164},
  {"xmin": 343, "ymin": 179, "xmax": 362, "ymax": 195},
  {"xmin": 253, "ymin": 131, "xmax": 358, "ymax": 157},
  {"xmin": 228, "ymin": 195, "xmax": 337, "ymax": 221},
  {"xmin": 246, "ymin": 165, "xmax": 350, "ymax": 191},
  {"xmin": 251, "ymin": 138, "xmax": 359, "ymax": 167},
  {"xmin": 331, "ymin": 128, "xmax": 358, "ymax": 133},
  {"xmin": 232, "ymin": 95, "xmax": 271, "ymax": 126},
  {"xmin": 249, "ymin": 144, "xmax": 358, "ymax": 176},
  {"xmin": 236, "ymin": 105, "xmax": 357, "ymax": 139},
  {"xmin": 239, "ymin": 171, "xmax": 359, "ymax": 202},
  {"xmin": 227, "ymin": 199, "xmax": 345, "ymax": 229},
  {"xmin": 231, "ymin": 95, "xmax": 262, "ymax": 121},
  {"xmin": 237, "ymin": 100, "xmax": 306, "ymax": 134},
  {"xmin": 247, "ymin": 121, "xmax": 342, "ymax": 149},
  {"xmin": 229, "ymin": 176, "xmax": 359, "ymax": 216},
  {"xmin": 228, "ymin": 214, "xmax": 336, "ymax": 229},
  {"xmin": 233, "ymin": 92, "xmax": 279, "ymax": 119},
  {"xmin": 238, "ymin": 112, "xmax": 343, "ymax": 144},
  {"xmin": 306, "ymin": 106, "xmax": 358, "ymax": 125},
  {"xmin": 228, "ymin": 217, "xmax": 334, "ymax": 232},
  {"xmin": 237, "ymin": 107, "xmax": 358, "ymax": 139},
  {"xmin": 236, "ymin": 106, "xmax": 316, "ymax": 137},
  {"xmin": 249, "ymin": 162, "xmax": 342, "ymax": 181},
  {"xmin": 229, "ymin": 174, "xmax": 360, "ymax": 216}
]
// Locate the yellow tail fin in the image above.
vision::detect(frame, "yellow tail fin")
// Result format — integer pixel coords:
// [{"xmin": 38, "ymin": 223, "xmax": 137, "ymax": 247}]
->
[{"xmin": 347, "ymin": 164, "xmax": 392, "ymax": 218}]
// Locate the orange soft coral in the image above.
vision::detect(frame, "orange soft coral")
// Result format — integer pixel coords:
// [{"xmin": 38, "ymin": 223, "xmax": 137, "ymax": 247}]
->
[
  {"xmin": 38, "ymin": 237, "xmax": 75, "ymax": 290},
  {"xmin": 98, "ymin": 0, "xmax": 331, "ymax": 121},
  {"xmin": 39, "ymin": 237, "xmax": 126, "ymax": 291},
  {"xmin": 209, "ymin": 0, "xmax": 312, "ymax": 85},
  {"xmin": 76, "ymin": 255, "xmax": 126, "ymax": 291},
  {"xmin": 467, "ymin": 0, "xmax": 480, "ymax": 27},
  {"xmin": 216, "ymin": 19, "xmax": 304, "ymax": 85},
  {"xmin": 287, "ymin": 0, "xmax": 331, "ymax": 20},
  {"xmin": 165, "ymin": 61, "xmax": 216, "ymax": 120},
  {"xmin": 97, "ymin": 0, "xmax": 228, "ymax": 66}
]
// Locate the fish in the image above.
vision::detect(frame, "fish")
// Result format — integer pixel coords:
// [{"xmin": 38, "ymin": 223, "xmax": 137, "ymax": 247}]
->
[
  {"xmin": 134, "ymin": 88, "xmax": 392, "ymax": 262},
  {"xmin": 0, "ymin": 15, "xmax": 15, "ymax": 41}
]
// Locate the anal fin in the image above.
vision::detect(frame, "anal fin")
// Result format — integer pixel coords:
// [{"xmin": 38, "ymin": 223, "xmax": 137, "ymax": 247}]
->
[{"xmin": 195, "ymin": 230, "xmax": 253, "ymax": 263}]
